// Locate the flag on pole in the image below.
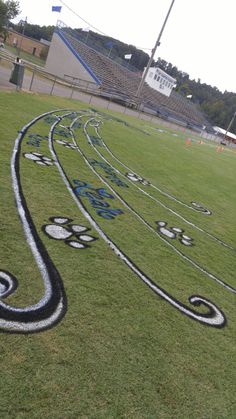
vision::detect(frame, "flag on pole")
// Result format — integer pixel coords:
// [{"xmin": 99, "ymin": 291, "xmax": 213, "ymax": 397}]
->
[
  {"xmin": 106, "ymin": 41, "xmax": 114, "ymax": 49},
  {"xmin": 52, "ymin": 6, "xmax": 62, "ymax": 12}
]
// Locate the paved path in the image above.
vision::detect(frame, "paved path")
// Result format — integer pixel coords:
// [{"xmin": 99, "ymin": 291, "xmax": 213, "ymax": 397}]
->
[
  {"xmin": 0, "ymin": 61, "xmax": 146, "ymax": 121},
  {"xmin": 0, "ymin": 64, "xmax": 224, "ymax": 147},
  {"xmin": 0, "ymin": 64, "xmax": 16, "ymax": 90}
]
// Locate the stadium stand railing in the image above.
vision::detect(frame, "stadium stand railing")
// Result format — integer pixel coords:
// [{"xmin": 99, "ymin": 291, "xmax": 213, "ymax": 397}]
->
[
  {"xmin": 58, "ymin": 25, "xmax": 211, "ymax": 131},
  {"xmin": 60, "ymin": 24, "xmax": 139, "ymax": 73}
]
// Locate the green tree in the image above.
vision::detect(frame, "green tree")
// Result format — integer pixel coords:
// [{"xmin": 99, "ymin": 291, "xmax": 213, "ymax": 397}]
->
[
  {"xmin": 39, "ymin": 45, "xmax": 48, "ymax": 60},
  {"xmin": 0, "ymin": 0, "xmax": 20, "ymax": 41},
  {"xmin": 12, "ymin": 22, "xmax": 55, "ymax": 41}
]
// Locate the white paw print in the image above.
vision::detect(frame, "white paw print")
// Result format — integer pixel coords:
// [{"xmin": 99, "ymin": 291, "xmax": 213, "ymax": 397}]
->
[
  {"xmin": 23, "ymin": 152, "xmax": 54, "ymax": 166},
  {"xmin": 156, "ymin": 221, "xmax": 194, "ymax": 246},
  {"xmin": 126, "ymin": 172, "xmax": 150, "ymax": 186},
  {"xmin": 55, "ymin": 139, "xmax": 77, "ymax": 150},
  {"xmin": 42, "ymin": 217, "xmax": 97, "ymax": 249},
  {"xmin": 191, "ymin": 202, "xmax": 211, "ymax": 215}
]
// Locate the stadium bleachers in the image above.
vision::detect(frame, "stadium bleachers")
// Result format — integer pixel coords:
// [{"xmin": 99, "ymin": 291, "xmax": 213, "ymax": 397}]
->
[{"xmin": 59, "ymin": 27, "xmax": 209, "ymax": 129}]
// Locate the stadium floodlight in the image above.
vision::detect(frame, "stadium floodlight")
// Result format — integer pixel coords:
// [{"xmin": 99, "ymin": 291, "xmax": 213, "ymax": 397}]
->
[{"xmin": 136, "ymin": 0, "xmax": 176, "ymax": 100}]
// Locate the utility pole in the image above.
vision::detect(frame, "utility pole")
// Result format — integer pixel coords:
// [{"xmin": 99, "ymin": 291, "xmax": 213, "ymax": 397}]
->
[
  {"xmin": 136, "ymin": 0, "xmax": 176, "ymax": 99},
  {"xmin": 17, "ymin": 17, "xmax": 27, "ymax": 58}
]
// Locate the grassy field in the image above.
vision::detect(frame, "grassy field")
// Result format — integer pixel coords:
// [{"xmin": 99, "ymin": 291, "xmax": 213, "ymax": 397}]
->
[
  {"xmin": 4, "ymin": 44, "xmax": 46, "ymax": 67},
  {"xmin": 0, "ymin": 91, "xmax": 235, "ymax": 418}
]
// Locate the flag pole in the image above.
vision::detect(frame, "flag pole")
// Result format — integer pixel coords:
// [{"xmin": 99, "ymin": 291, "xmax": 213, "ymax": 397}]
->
[
  {"xmin": 52, "ymin": 5, "xmax": 62, "ymax": 27},
  {"xmin": 108, "ymin": 45, "xmax": 113, "ymax": 58}
]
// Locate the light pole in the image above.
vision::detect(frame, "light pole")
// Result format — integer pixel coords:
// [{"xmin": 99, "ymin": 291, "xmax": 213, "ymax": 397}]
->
[
  {"xmin": 81, "ymin": 27, "xmax": 90, "ymax": 43},
  {"xmin": 224, "ymin": 110, "xmax": 236, "ymax": 145},
  {"xmin": 136, "ymin": 0, "xmax": 176, "ymax": 99},
  {"xmin": 107, "ymin": 43, "xmax": 114, "ymax": 58}
]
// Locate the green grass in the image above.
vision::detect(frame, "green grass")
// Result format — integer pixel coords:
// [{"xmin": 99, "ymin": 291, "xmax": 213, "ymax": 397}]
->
[
  {"xmin": 0, "ymin": 91, "xmax": 235, "ymax": 419},
  {"xmin": 4, "ymin": 44, "xmax": 46, "ymax": 67}
]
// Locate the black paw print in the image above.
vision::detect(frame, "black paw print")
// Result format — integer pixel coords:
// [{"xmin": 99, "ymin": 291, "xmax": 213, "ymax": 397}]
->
[
  {"xmin": 156, "ymin": 221, "xmax": 194, "ymax": 246},
  {"xmin": 42, "ymin": 217, "xmax": 97, "ymax": 249},
  {"xmin": 23, "ymin": 152, "xmax": 54, "ymax": 166}
]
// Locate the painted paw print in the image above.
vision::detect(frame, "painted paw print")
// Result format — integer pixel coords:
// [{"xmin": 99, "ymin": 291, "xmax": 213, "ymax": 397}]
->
[
  {"xmin": 23, "ymin": 152, "xmax": 54, "ymax": 166},
  {"xmin": 156, "ymin": 221, "xmax": 194, "ymax": 246},
  {"xmin": 126, "ymin": 172, "xmax": 150, "ymax": 186},
  {"xmin": 191, "ymin": 202, "xmax": 211, "ymax": 215},
  {"xmin": 55, "ymin": 139, "xmax": 77, "ymax": 150},
  {"xmin": 42, "ymin": 217, "xmax": 97, "ymax": 249}
]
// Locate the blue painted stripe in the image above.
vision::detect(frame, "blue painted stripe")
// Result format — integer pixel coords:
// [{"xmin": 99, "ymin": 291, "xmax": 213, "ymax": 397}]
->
[{"xmin": 56, "ymin": 29, "xmax": 101, "ymax": 85}]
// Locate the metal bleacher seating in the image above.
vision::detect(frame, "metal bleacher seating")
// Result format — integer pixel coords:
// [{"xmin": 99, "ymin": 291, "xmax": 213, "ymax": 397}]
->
[{"xmin": 59, "ymin": 27, "xmax": 209, "ymax": 129}]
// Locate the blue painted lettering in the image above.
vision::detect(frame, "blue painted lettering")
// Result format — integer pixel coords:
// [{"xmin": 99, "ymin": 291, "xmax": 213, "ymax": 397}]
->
[{"xmin": 72, "ymin": 179, "xmax": 123, "ymax": 220}]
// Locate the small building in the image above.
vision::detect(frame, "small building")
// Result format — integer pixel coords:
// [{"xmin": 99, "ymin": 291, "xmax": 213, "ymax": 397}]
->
[
  {"xmin": 144, "ymin": 67, "xmax": 176, "ymax": 97},
  {"xmin": 6, "ymin": 29, "xmax": 49, "ymax": 58},
  {"xmin": 213, "ymin": 126, "xmax": 236, "ymax": 145},
  {"xmin": 40, "ymin": 38, "xmax": 51, "ymax": 47}
]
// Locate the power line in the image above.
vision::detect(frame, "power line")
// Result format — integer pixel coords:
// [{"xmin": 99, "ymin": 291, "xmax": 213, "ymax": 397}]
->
[
  {"xmin": 58, "ymin": 0, "xmax": 152, "ymax": 51},
  {"xmin": 59, "ymin": 0, "xmax": 107, "ymax": 35}
]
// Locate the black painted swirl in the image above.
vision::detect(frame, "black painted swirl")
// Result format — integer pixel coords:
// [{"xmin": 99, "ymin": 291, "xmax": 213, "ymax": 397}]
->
[{"xmin": 0, "ymin": 110, "xmax": 68, "ymax": 333}]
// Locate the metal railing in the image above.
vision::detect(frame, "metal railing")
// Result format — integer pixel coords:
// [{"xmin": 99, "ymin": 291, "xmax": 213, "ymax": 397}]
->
[
  {"xmin": 59, "ymin": 26, "xmax": 140, "ymax": 74},
  {"xmin": 1, "ymin": 50, "xmax": 223, "ymax": 142}
]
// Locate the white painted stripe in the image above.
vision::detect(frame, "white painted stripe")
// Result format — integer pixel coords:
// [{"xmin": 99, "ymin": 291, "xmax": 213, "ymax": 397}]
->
[
  {"xmin": 77, "ymin": 118, "xmax": 235, "ymax": 295},
  {"xmin": 48, "ymin": 115, "xmax": 226, "ymax": 327}
]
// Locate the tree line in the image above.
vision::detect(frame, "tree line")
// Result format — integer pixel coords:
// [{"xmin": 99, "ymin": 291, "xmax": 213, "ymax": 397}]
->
[{"xmin": 1, "ymin": 1, "xmax": 235, "ymax": 133}]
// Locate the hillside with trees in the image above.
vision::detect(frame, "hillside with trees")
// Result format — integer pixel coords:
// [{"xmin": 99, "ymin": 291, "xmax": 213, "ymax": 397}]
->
[
  {"xmin": 0, "ymin": 0, "xmax": 20, "ymax": 40},
  {"xmin": 10, "ymin": 21, "xmax": 236, "ymax": 133}
]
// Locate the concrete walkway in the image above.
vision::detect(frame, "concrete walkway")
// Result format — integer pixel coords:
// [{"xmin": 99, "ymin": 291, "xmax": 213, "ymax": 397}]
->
[
  {"xmin": 0, "ymin": 59, "xmax": 223, "ymax": 145},
  {"xmin": 0, "ymin": 64, "xmax": 16, "ymax": 90},
  {"xmin": 0, "ymin": 60, "xmax": 151, "ymax": 121}
]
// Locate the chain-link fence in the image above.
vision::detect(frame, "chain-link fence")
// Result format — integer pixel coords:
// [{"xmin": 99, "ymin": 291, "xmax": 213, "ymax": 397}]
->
[{"xmin": 1, "ymin": 49, "xmax": 231, "ymax": 146}]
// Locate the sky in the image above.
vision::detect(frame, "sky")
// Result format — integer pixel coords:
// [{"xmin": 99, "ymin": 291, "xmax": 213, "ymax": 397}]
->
[{"xmin": 13, "ymin": 0, "xmax": 236, "ymax": 93}]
